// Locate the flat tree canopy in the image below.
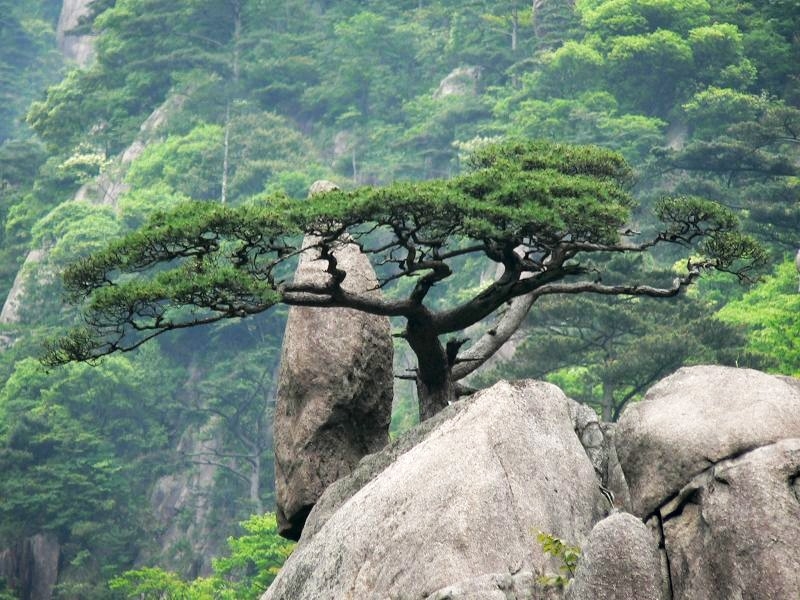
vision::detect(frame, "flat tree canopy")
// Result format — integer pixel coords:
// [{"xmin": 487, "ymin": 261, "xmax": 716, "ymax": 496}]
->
[{"xmin": 45, "ymin": 140, "xmax": 765, "ymax": 419}]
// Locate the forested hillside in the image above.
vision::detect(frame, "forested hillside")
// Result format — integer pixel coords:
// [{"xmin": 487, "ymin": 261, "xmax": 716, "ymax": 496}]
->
[{"xmin": 0, "ymin": 0, "xmax": 797, "ymax": 597}]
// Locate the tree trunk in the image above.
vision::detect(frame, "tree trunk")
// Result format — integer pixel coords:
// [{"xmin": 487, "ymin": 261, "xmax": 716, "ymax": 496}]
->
[
  {"xmin": 415, "ymin": 374, "xmax": 454, "ymax": 421},
  {"xmin": 511, "ymin": 7, "xmax": 518, "ymax": 52},
  {"xmin": 250, "ymin": 452, "xmax": 263, "ymax": 514},
  {"xmin": 406, "ymin": 316, "xmax": 454, "ymax": 421},
  {"xmin": 220, "ymin": 1, "xmax": 241, "ymax": 204},
  {"xmin": 601, "ymin": 380, "xmax": 614, "ymax": 422}
]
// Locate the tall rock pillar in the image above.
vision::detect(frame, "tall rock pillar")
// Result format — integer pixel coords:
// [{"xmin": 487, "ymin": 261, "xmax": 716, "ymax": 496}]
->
[{"xmin": 273, "ymin": 181, "xmax": 394, "ymax": 540}]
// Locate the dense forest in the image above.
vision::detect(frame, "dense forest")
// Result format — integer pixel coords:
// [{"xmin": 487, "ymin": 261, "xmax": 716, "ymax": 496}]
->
[{"xmin": 0, "ymin": 0, "xmax": 797, "ymax": 597}]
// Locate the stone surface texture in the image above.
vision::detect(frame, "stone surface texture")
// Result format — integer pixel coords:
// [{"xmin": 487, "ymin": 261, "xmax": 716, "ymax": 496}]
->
[
  {"xmin": 273, "ymin": 181, "xmax": 394, "ymax": 540},
  {"xmin": 425, "ymin": 571, "xmax": 563, "ymax": 600},
  {"xmin": 56, "ymin": 0, "xmax": 95, "ymax": 66},
  {"xmin": 661, "ymin": 438, "xmax": 800, "ymax": 600},
  {"xmin": 434, "ymin": 66, "xmax": 481, "ymax": 98},
  {"xmin": 567, "ymin": 512, "xmax": 664, "ymax": 600},
  {"xmin": 615, "ymin": 365, "xmax": 800, "ymax": 516},
  {"xmin": 265, "ymin": 364, "xmax": 800, "ymax": 600},
  {"xmin": 263, "ymin": 380, "xmax": 607, "ymax": 600},
  {"xmin": 0, "ymin": 533, "xmax": 59, "ymax": 600}
]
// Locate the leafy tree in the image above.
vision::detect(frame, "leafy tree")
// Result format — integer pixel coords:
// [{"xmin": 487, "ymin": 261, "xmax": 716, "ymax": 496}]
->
[
  {"xmin": 577, "ymin": 0, "xmax": 711, "ymax": 38},
  {"xmin": 654, "ymin": 90, "xmax": 800, "ymax": 251},
  {"xmin": 109, "ymin": 513, "xmax": 294, "ymax": 599},
  {"xmin": 495, "ymin": 91, "xmax": 666, "ymax": 161},
  {"xmin": 27, "ymin": 0, "xmax": 244, "ymax": 154},
  {"xmin": 605, "ymin": 30, "xmax": 694, "ymax": 117},
  {"xmin": 0, "ymin": 351, "xmax": 183, "ymax": 596},
  {"xmin": 45, "ymin": 140, "xmax": 763, "ymax": 420},
  {"xmin": 717, "ymin": 259, "xmax": 800, "ymax": 375},
  {"xmin": 0, "ymin": 0, "xmax": 62, "ymax": 142}
]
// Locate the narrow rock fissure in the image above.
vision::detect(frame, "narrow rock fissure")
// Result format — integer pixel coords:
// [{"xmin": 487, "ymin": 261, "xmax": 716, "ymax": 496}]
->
[
  {"xmin": 661, "ymin": 488, "xmax": 701, "ymax": 523},
  {"xmin": 654, "ymin": 513, "xmax": 675, "ymax": 600},
  {"xmin": 650, "ymin": 441, "xmax": 772, "ymax": 523},
  {"xmin": 790, "ymin": 472, "xmax": 800, "ymax": 503}
]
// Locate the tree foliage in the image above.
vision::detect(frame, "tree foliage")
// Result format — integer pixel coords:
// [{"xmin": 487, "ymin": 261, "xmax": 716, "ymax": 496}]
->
[
  {"xmin": 109, "ymin": 513, "xmax": 294, "ymax": 599},
  {"xmin": 46, "ymin": 140, "xmax": 764, "ymax": 420},
  {"xmin": 718, "ymin": 260, "xmax": 800, "ymax": 375}
]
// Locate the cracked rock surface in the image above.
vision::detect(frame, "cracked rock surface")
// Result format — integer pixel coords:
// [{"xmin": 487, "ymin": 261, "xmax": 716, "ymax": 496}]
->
[
  {"xmin": 616, "ymin": 365, "xmax": 800, "ymax": 517},
  {"xmin": 615, "ymin": 365, "xmax": 800, "ymax": 599},
  {"xmin": 661, "ymin": 439, "xmax": 800, "ymax": 599},
  {"xmin": 265, "ymin": 365, "xmax": 800, "ymax": 600},
  {"xmin": 263, "ymin": 380, "xmax": 607, "ymax": 600}
]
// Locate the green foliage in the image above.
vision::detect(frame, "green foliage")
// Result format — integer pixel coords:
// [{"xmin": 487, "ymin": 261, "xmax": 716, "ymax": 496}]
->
[
  {"xmin": 578, "ymin": 0, "xmax": 710, "ymax": 36},
  {"xmin": 109, "ymin": 513, "xmax": 295, "ymax": 599},
  {"xmin": 0, "ymin": 350, "xmax": 183, "ymax": 592},
  {"xmin": 0, "ymin": 0, "xmax": 796, "ymax": 593},
  {"xmin": 496, "ymin": 91, "xmax": 666, "ymax": 160},
  {"xmin": 536, "ymin": 531, "xmax": 580, "ymax": 588},
  {"xmin": 0, "ymin": 0, "xmax": 62, "ymax": 142},
  {"xmin": 606, "ymin": 30, "xmax": 693, "ymax": 116},
  {"xmin": 126, "ymin": 124, "xmax": 224, "ymax": 201},
  {"xmin": 718, "ymin": 260, "xmax": 800, "ymax": 375}
]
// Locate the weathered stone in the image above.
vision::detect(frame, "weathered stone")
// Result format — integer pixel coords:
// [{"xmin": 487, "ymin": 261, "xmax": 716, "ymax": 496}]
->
[
  {"xmin": 263, "ymin": 380, "xmax": 607, "ymax": 600},
  {"xmin": 600, "ymin": 423, "xmax": 633, "ymax": 512},
  {"xmin": 56, "ymin": 0, "xmax": 96, "ymax": 66},
  {"xmin": 616, "ymin": 365, "xmax": 800, "ymax": 516},
  {"xmin": 567, "ymin": 512, "xmax": 664, "ymax": 600},
  {"xmin": 434, "ymin": 66, "xmax": 481, "ymax": 98},
  {"xmin": 274, "ymin": 181, "xmax": 393, "ymax": 540},
  {"xmin": 0, "ymin": 533, "xmax": 59, "ymax": 600},
  {"xmin": 425, "ymin": 570, "xmax": 563, "ymax": 600},
  {"xmin": 661, "ymin": 439, "xmax": 800, "ymax": 599},
  {"xmin": 301, "ymin": 399, "xmax": 465, "ymax": 542},
  {"xmin": 570, "ymin": 400, "xmax": 605, "ymax": 476}
]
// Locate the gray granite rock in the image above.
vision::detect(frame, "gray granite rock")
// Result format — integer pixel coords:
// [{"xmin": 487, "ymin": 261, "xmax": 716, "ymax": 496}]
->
[
  {"xmin": 661, "ymin": 438, "xmax": 800, "ymax": 600},
  {"xmin": 263, "ymin": 380, "xmax": 606, "ymax": 600},
  {"xmin": 273, "ymin": 181, "xmax": 393, "ymax": 540},
  {"xmin": 568, "ymin": 512, "xmax": 664, "ymax": 600},
  {"xmin": 615, "ymin": 365, "xmax": 800, "ymax": 516}
]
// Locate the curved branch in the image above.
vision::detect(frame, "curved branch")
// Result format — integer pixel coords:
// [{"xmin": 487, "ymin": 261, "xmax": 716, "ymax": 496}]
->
[{"xmin": 451, "ymin": 290, "xmax": 536, "ymax": 380}]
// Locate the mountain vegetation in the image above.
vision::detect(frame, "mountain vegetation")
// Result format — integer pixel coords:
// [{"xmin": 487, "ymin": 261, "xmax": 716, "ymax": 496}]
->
[{"xmin": 0, "ymin": 0, "xmax": 796, "ymax": 596}]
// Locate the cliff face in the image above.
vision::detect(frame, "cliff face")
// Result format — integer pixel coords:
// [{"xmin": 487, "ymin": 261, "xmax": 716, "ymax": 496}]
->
[
  {"xmin": 55, "ymin": 0, "xmax": 95, "ymax": 66},
  {"xmin": 0, "ymin": 535, "xmax": 59, "ymax": 600}
]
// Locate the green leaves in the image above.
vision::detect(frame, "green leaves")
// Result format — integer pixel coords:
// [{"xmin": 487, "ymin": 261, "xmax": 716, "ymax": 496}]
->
[
  {"xmin": 718, "ymin": 260, "xmax": 800, "ymax": 375},
  {"xmin": 109, "ymin": 513, "xmax": 295, "ymax": 599},
  {"xmin": 536, "ymin": 530, "xmax": 581, "ymax": 588},
  {"xmin": 46, "ymin": 139, "xmax": 764, "ymax": 366}
]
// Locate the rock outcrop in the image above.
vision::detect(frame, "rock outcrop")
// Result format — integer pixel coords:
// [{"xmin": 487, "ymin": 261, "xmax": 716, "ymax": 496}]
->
[
  {"xmin": 264, "ymin": 380, "xmax": 607, "ymax": 599},
  {"xmin": 616, "ymin": 365, "xmax": 800, "ymax": 599},
  {"xmin": 616, "ymin": 365, "xmax": 800, "ymax": 517},
  {"xmin": 661, "ymin": 438, "xmax": 800, "ymax": 599},
  {"xmin": 56, "ymin": 0, "xmax": 96, "ymax": 66},
  {"xmin": 263, "ymin": 365, "xmax": 800, "ymax": 600},
  {"xmin": 0, "ymin": 533, "xmax": 59, "ymax": 600},
  {"xmin": 567, "ymin": 512, "xmax": 664, "ymax": 600},
  {"xmin": 273, "ymin": 181, "xmax": 394, "ymax": 540},
  {"xmin": 434, "ymin": 66, "xmax": 481, "ymax": 99}
]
